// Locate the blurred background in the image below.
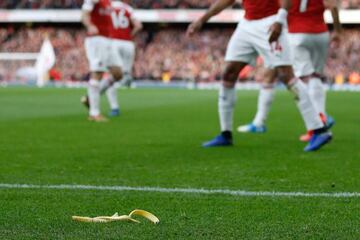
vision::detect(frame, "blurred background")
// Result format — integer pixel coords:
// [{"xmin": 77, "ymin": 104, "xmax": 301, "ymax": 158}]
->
[{"xmin": 0, "ymin": 0, "xmax": 359, "ymax": 88}]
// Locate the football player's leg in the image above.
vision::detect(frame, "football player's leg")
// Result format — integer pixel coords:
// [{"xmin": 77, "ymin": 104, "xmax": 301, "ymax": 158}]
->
[
  {"xmin": 309, "ymin": 33, "xmax": 331, "ymax": 119},
  {"xmin": 105, "ymin": 42, "xmax": 136, "ymax": 116},
  {"xmin": 105, "ymin": 66, "xmax": 123, "ymax": 116},
  {"xmin": 308, "ymin": 77, "xmax": 326, "ymax": 116},
  {"xmin": 99, "ymin": 77, "xmax": 113, "ymax": 95},
  {"xmin": 291, "ymin": 34, "xmax": 325, "ymax": 116},
  {"xmin": 219, "ymin": 63, "xmax": 243, "ymax": 134},
  {"xmin": 203, "ymin": 61, "xmax": 247, "ymax": 147},
  {"xmin": 288, "ymin": 34, "xmax": 318, "ymax": 140},
  {"xmin": 267, "ymin": 34, "xmax": 331, "ymax": 151},
  {"xmin": 106, "ymin": 85, "xmax": 120, "ymax": 116},
  {"xmin": 88, "ymin": 72, "xmax": 103, "ymax": 118},
  {"xmin": 252, "ymin": 69, "xmax": 276, "ymax": 130},
  {"xmin": 100, "ymin": 39, "xmax": 124, "ymax": 95},
  {"xmin": 270, "ymin": 37, "xmax": 324, "ymax": 133},
  {"xmin": 277, "ymin": 67, "xmax": 332, "ymax": 151},
  {"xmin": 96, "ymin": 67, "xmax": 122, "ymax": 117},
  {"xmin": 238, "ymin": 68, "xmax": 276, "ymax": 133},
  {"xmin": 121, "ymin": 42, "xmax": 136, "ymax": 88},
  {"xmin": 290, "ymin": 33, "xmax": 330, "ymax": 141},
  {"xmin": 101, "ymin": 40, "xmax": 125, "ymax": 116},
  {"xmin": 277, "ymin": 66, "xmax": 323, "ymax": 130},
  {"xmin": 203, "ymin": 23, "xmax": 252, "ymax": 147},
  {"xmin": 84, "ymin": 36, "xmax": 108, "ymax": 121},
  {"xmin": 100, "ymin": 66, "xmax": 123, "ymax": 94}
]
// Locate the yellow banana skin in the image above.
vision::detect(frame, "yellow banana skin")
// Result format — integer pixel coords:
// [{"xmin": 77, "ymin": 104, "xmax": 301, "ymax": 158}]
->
[
  {"xmin": 129, "ymin": 209, "xmax": 160, "ymax": 224},
  {"xmin": 72, "ymin": 209, "xmax": 159, "ymax": 224}
]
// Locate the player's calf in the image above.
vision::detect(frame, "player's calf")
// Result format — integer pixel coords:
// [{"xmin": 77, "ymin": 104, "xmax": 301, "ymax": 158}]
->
[
  {"xmin": 277, "ymin": 66, "xmax": 332, "ymax": 151},
  {"xmin": 81, "ymin": 95, "xmax": 90, "ymax": 109},
  {"xmin": 203, "ymin": 62, "xmax": 247, "ymax": 148}
]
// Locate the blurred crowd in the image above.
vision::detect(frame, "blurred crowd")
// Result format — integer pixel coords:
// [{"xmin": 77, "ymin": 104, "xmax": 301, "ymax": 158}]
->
[
  {"xmin": 0, "ymin": 26, "xmax": 360, "ymax": 84},
  {"xmin": 0, "ymin": 0, "xmax": 83, "ymax": 9},
  {"xmin": 0, "ymin": 0, "xmax": 359, "ymax": 9},
  {"xmin": 341, "ymin": 0, "xmax": 360, "ymax": 8},
  {"xmin": 0, "ymin": 26, "xmax": 87, "ymax": 82}
]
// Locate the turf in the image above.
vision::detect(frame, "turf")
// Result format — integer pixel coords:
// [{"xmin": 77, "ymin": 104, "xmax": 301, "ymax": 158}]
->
[{"xmin": 0, "ymin": 87, "xmax": 359, "ymax": 239}]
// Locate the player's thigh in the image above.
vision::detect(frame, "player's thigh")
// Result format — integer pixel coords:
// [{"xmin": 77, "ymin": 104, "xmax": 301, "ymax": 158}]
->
[
  {"xmin": 84, "ymin": 36, "xmax": 108, "ymax": 72},
  {"xmin": 288, "ymin": 34, "xmax": 314, "ymax": 77},
  {"xmin": 251, "ymin": 20, "xmax": 291, "ymax": 69},
  {"xmin": 122, "ymin": 42, "xmax": 136, "ymax": 74},
  {"xmin": 107, "ymin": 40, "xmax": 124, "ymax": 69},
  {"xmin": 311, "ymin": 32, "xmax": 330, "ymax": 75},
  {"xmin": 225, "ymin": 23, "xmax": 257, "ymax": 64},
  {"xmin": 248, "ymin": 52, "xmax": 259, "ymax": 68}
]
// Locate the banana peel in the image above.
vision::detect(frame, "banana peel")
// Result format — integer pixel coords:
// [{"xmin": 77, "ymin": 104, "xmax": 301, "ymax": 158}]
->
[{"xmin": 72, "ymin": 209, "xmax": 159, "ymax": 224}]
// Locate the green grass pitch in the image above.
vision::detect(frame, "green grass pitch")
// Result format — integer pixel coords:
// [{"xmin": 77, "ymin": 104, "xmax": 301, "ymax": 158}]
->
[{"xmin": 0, "ymin": 87, "xmax": 359, "ymax": 239}]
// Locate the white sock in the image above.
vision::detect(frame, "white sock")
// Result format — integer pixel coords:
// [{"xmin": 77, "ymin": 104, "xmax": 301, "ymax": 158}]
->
[
  {"xmin": 99, "ymin": 78, "xmax": 113, "ymax": 94},
  {"xmin": 106, "ymin": 85, "xmax": 119, "ymax": 110},
  {"xmin": 289, "ymin": 79, "xmax": 324, "ymax": 131},
  {"xmin": 121, "ymin": 73, "xmax": 133, "ymax": 87},
  {"xmin": 253, "ymin": 85, "xmax": 275, "ymax": 127},
  {"xmin": 88, "ymin": 79, "xmax": 101, "ymax": 117},
  {"xmin": 308, "ymin": 77, "xmax": 326, "ymax": 115},
  {"xmin": 219, "ymin": 85, "xmax": 236, "ymax": 132}
]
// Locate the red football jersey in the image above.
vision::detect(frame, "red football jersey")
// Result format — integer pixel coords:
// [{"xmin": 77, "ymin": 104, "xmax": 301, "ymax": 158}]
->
[
  {"xmin": 243, "ymin": 0, "xmax": 279, "ymax": 20},
  {"xmin": 82, "ymin": 0, "xmax": 112, "ymax": 37},
  {"xmin": 108, "ymin": 1, "xmax": 134, "ymax": 41},
  {"xmin": 288, "ymin": 0, "xmax": 328, "ymax": 33}
]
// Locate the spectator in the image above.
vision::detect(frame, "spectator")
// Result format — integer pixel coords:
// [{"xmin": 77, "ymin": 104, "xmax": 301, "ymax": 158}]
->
[
  {"xmin": 0, "ymin": 0, "xmax": 359, "ymax": 9},
  {"xmin": 0, "ymin": 26, "xmax": 359, "ymax": 83}
]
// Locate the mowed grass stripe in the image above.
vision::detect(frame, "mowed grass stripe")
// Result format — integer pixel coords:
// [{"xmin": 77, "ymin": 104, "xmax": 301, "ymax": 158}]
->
[{"xmin": 1, "ymin": 183, "xmax": 360, "ymax": 198}]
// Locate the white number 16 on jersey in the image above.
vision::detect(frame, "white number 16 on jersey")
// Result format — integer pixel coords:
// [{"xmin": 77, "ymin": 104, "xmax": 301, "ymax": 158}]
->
[{"xmin": 111, "ymin": 9, "xmax": 129, "ymax": 29}]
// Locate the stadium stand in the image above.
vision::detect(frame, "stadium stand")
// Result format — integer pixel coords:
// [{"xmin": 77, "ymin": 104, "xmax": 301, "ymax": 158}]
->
[
  {"xmin": 0, "ymin": 1, "xmax": 359, "ymax": 84},
  {"xmin": 0, "ymin": 26, "xmax": 359, "ymax": 83},
  {"xmin": 0, "ymin": 0, "xmax": 359, "ymax": 9}
]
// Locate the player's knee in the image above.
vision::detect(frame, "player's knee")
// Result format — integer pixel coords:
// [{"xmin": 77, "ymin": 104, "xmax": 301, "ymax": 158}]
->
[
  {"xmin": 276, "ymin": 66, "xmax": 294, "ymax": 84},
  {"xmin": 90, "ymin": 72, "xmax": 103, "ymax": 80},
  {"xmin": 222, "ymin": 70, "xmax": 236, "ymax": 88},
  {"xmin": 223, "ymin": 66, "xmax": 239, "ymax": 84},
  {"xmin": 263, "ymin": 69, "xmax": 277, "ymax": 85},
  {"xmin": 110, "ymin": 67, "xmax": 123, "ymax": 81},
  {"xmin": 299, "ymin": 75, "xmax": 312, "ymax": 83},
  {"xmin": 277, "ymin": 71, "xmax": 287, "ymax": 83},
  {"xmin": 113, "ymin": 72, "xmax": 123, "ymax": 81}
]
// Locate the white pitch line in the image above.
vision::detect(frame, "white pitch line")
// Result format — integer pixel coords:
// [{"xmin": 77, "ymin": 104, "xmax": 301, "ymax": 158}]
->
[{"xmin": 0, "ymin": 183, "xmax": 359, "ymax": 198}]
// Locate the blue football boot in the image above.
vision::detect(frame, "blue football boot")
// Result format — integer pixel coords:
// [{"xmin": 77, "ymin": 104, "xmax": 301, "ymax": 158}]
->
[
  {"xmin": 237, "ymin": 123, "xmax": 267, "ymax": 133},
  {"xmin": 202, "ymin": 134, "xmax": 233, "ymax": 148},
  {"xmin": 109, "ymin": 109, "xmax": 120, "ymax": 117},
  {"xmin": 304, "ymin": 132, "xmax": 333, "ymax": 152}
]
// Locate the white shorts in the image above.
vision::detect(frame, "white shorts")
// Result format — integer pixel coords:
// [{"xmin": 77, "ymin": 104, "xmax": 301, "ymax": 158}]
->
[
  {"xmin": 225, "ymin": 15, "xmax": 291, "ymax": 68},
  {"xmin": 84, "ymin": 36, "xmax": 111, "ymax": 72},
  {"xmin": 108, "ymin": 39, "xmax": 135, "ymax": 74},
  {"xmin": 288, "ymin": 32, "xmax": 330, "ymax": 77}
]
